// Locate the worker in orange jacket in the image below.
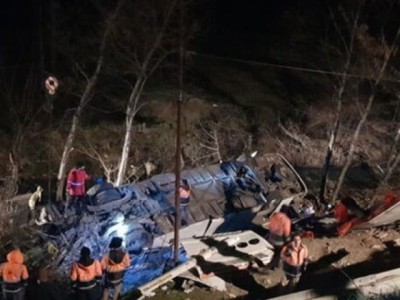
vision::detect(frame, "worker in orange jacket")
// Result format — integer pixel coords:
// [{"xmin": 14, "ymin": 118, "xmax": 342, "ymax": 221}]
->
[
  {"xmin": 70, "ymin": 246, "xmax": 102, "ymax": 300},
  {"xmin": 280, "ymin": 235, "xmax": 309, "ymax": 288},
  {"xmin": 101, "ymin": 237, "xmax": 130, "ymax": 300},
  {"xmin": 0, "ymin": 249, "xmax": 29, "ymax": 300},
  {"xmin": 268, "ymin": 205, "xmax": 291, "ymax": 247}
]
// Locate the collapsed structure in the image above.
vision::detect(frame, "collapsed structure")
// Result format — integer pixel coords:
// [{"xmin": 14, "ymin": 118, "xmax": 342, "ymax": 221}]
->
[
  {"xmin": 30, "ymin": 153, "xmax": 307, "ymax": 295},
  {"xmin": 6, "ymin": 148, "xmax": 400, "ymax": 300},
  {"xmin": 7, "ymin": 151, "xmax": 400, "ymax": 297}
]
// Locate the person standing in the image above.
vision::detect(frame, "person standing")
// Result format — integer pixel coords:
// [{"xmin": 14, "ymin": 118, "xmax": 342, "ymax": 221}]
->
[
  {"xmin": 70, "ymin": 247, "xmax": 102, "ymax": 300},
  {"xmin": 0, "ymin": 249, "xmax": 29, "ymax": 300},
  {"xmin": 280, "ymin": 235, "xmax": 309, "ymax": 289},
  {"xmin": 101, "ymin": 237, "xmax": 130, "ymax": 300},
  {"xmin": 65, "ymin": 163, "xmax": 91, "ymax": 215},
  {"xmin": 178, "ymin": 179, "xmax": 191, "ymax": 226}
]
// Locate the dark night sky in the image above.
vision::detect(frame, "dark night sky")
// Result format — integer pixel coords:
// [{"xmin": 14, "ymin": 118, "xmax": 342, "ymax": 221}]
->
[
  {"xmin": 0, "ymin": 0, "xmax": 36, "ymax": 64},
  {"xmin": 2, "ymin": 0, "xmax": 399, "ymax": 76},
  {"xmin": 0, "ymin": 0, "xmax": 294, "ymax": 67}
]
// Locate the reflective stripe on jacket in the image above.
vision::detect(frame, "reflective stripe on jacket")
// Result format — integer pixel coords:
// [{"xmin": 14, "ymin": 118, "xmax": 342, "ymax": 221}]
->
[
  {"xmin": 101, "ymin": 251, "xmax": 130, "ymax": 274},
  {"xmin": 101, "ymin": 250, "xmax": 130, "ymax": 285},
  {"xmin": 281, "ymin": 242, "xmax": 309, "ymax": 267},
  {"xmin": 268, "ymin": 212, "xmax": 291, "ymax": 237},
  {"xmin": 268, "ymin": 231, "xmax": 286, "ymax": 247},
  {"xmin": 70, "ymin": 260, "xmax": 102, "ymax": 289}
]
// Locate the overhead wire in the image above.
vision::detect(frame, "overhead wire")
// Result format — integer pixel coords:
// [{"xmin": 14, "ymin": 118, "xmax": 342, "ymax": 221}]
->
[{"xmin": 188, "ymin": 51, "xmax": 400, "ymax": 84}]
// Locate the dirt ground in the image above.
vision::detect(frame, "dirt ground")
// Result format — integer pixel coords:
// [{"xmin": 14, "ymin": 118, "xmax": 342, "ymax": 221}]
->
[
  {"xmin": 140, "ymin": 170, "xmax": 400, "ymax": 300},
  {"xmin": 140, "ymin": 227, "xmax": 400, "ymax": 300}
]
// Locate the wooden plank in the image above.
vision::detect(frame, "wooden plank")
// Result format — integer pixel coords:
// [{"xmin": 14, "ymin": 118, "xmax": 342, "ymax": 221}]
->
[
  {"xmin": 209, "ymin": 200, "xmax": 224, "ymax": 216},
  {"xmin": 188, "ymin": 205, "xmax": 206, "ymax": 222},
  {"xmin": 154, "ymin": 215, "xmax": 174, "ymax": 233},
  {"xmin": 201, "ymin": 202, "xmax": 219, "ymax": 218},
  {"xmin": 217, "ymin": 199, "xmax": 227, "ymax": 213}
]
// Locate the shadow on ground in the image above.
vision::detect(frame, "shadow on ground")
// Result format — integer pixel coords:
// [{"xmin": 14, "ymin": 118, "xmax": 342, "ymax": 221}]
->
[{"xmin": 241, "ymin": 240, "xmax": 400, "ymax": 299}]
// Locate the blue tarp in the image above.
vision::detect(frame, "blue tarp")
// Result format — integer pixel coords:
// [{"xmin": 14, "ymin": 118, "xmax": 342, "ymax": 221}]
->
[{"xmin": 122, "ymin": 247, "xmax": 188, "ymax": 294}]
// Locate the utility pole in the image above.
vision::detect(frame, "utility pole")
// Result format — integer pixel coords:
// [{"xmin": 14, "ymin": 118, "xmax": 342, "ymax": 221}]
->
[{"xmin": 174, "ymin": 0, "xmax": 184, "ymax": 265}]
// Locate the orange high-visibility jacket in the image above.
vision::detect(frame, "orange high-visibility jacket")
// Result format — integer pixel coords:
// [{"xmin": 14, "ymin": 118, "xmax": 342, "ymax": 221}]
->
[
  {"xmin": 0, "ymin": 249, "xmax": 29, "ymax": 284},
  {"xmin": 281, "ymin": 242, "xmax": 309, "ymax": 267},
  {"xmin": 101, "ymin": 251, "xmax": 130, "ymax": 274},
  {"xmin": 269, "ymin": 212, "xmax": 291, "ymax": 237},
  {"xmin": 70, "ymin": 259, "xmax": 102, "ymax": 283}
]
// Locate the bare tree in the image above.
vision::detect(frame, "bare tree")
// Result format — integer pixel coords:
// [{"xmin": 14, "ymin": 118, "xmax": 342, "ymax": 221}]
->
[
  {"xmin": 55, "ymin": 1, "xmax": 124, "ymax": 201},
  {"xmin": 0, "ymin": 69, "xmax": 48, "ymax": 200},
  {"xmin": 111, "ymin": 0, "xmax": 182, "ymax": 186},
  {"xmin": 381, "ymin": 93, "xmax": 400, "ymax": 184},
  {"xmin": 188, "ymin": 121, "xmax": 222, "ymax": 166},
  {"xmin": 186, "ymin": 106, "xmax": 248, "ymax": 166},
  {"xmin": 75, "ymin": 123, "xmax": 150, "ymax": 184},
  {"xmin": 319, "ymin": 5, "xmax": 360, "ymax": 204},
  {"xmin": 331, "ymin": 25, "xmax": 400, "ymax": 202}
]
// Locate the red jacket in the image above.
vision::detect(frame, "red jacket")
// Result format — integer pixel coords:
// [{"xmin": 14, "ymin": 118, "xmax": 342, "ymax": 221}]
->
[{"xmin": 67, "ymin": 168, "xmax": 90, "ymax": 196}]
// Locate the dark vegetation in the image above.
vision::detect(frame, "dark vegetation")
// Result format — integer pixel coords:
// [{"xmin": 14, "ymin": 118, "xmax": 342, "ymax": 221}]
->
[{"xmin": 0, "ymin": 0, "xmax": 400, "ymax": 202}]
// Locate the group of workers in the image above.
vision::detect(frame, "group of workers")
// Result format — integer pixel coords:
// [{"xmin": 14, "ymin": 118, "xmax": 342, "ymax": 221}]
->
[
  {"xmin": 0, "ymin": 237, "xmax": 130, "ymax": 300},
  {"xmin": 268, "ymin": 204, "xmax": 310, "ymax": 289},
  {"xmin": 22, "ymin": 159, "xmax": 310, "ymax": 298}
]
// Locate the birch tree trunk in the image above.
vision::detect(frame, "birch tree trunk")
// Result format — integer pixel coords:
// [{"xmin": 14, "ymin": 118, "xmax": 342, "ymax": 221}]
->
[
  {"xmin": 114, "ymin": 0, "xmax": 178, "ymax": 186},
  {"xmin": 56, "ymin": 72, "xmax": 100, "ymax": 201},
  {"xmin": 56, "ymin": 2, "xmax": 123, "ymax": 201},
  {"xmin": 115, "ymin": 77, "xmax": 146, "ymax": 186}
]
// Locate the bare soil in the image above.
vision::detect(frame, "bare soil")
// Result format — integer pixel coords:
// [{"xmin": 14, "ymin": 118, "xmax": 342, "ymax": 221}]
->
[{"xmin": 141, "ymin": 228, "xmax": 400, "ymax": 300}]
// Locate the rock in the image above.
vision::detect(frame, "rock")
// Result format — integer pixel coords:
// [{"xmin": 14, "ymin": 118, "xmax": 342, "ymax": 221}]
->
[
  {"xmin": 393, "ymin": 238, "xmax": 400, "ymax": 247},
  {"xmin": 161, "ymin": 285, "xmax": 168, "ymax": 291},
  {"xmin": 361, "ymin": 236, "xmax": 377, "ymax": 247},
  {"xmin": 372, "ymin": 244, "xmax": 384, "ymax": 250}
]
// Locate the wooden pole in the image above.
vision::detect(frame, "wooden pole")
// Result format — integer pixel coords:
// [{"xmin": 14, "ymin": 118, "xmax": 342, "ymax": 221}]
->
[{"xmin": 174, "ymin": 0, "xmax": 184, "ymax": 265}]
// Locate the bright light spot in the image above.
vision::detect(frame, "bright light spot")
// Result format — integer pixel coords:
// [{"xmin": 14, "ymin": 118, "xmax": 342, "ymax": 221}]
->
[
  {"xmin": 114, "ymin": 213, "xmax": 125, "ymax": 223},
  {"xmin": 250, "ymin": 151, "xmax": 258, "ymax": 158},
  {"xmin": 115, "ymin": 223, "xmax": 129, "ymax": 237}
]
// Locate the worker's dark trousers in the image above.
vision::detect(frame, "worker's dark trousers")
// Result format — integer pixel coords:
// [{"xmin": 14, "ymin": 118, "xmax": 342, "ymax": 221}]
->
[
  {"xmin": 66, "ymin": 195, "xmax": 87, "ymax": 215},
  {"xmin": 2, "ymin": 289, "xmax": 25, "ymax": 300},
  {"xmin": 76, "ymin": 286, "xmax": 100, "ymax": 300}
]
